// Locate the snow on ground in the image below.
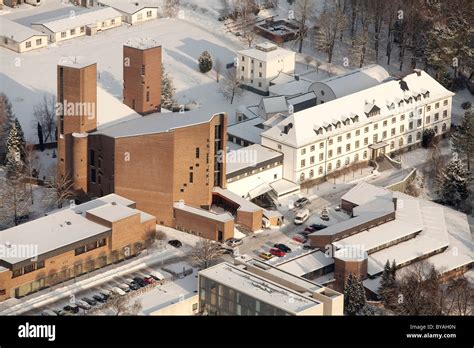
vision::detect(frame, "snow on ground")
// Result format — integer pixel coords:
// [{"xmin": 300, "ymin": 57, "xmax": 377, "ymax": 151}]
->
[
  {"xmin": 451, "ymin": 88, "xmax": 474, "ymax": 125},
  {"xmin": 0, "ymin": 9, "xmax": 260, "ymax": 141}
]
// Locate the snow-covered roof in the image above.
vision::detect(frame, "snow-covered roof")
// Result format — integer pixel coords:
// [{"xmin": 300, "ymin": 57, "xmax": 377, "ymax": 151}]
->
[
  {"xmin": 86, "ymin": 203, "xmax": 142, "ymax": 223},
  {"xmin": 0, "ymin": 194, "xmax": 148, "ymax": 265},
  {"xmin": 314, "ymin": 64, "xmax": 390, "ymax": 98},
  {"xmin": 342, "ymin": 182, "xmax": 393, "ymax": 207},
  {"xmin": 0, "ymin": 17, "xmax": 47, "ymax": 42},
  {"xmin": 260, "ymin": 96, "xmax": 288, "ymax": 115},
  {"xmin": 238, "ymin": 42, "xmax": 295, "ymax": 62},
  {"xmin": 212, "ymin": 187, "xmax": 262, "ymax": 213},
  {"xmin": 32, "ymin": 7, "xmax": 122, "ymax": 33},
  {"xmin": 227, "ymin": 117, "xmax": 264, "ymax": 144},
  {"xmin": 269, "ymin": 79, "xmax": 312, "ymax": 97},
  {"xmin": 173, "ymin": 202, "xmax": 234, "ymax": 223},
  {"xmin": 200, "ymin": 262, "xmax": 322, "ymax": 314},
  {"xmin": 277, "ymin": 251, "xmax": 334, "ymax": 277},
  {"xmin": 92, "ymin": 110, "xmax": 222, "ymax": 138},
  {"xmin": 98, "ymin": 0, "xmax": 159, "ymax": 14},
  {"xmin": 124, "ymin": 37, "xmax": 160, "ymax": 50},
  {"xmin": 261, "ymin": 70, "xmax": 454, "ymax": 148},
  {"xmin": 269, "ymin": 179, "xmax": 300, "ymax": 196},
  {"xmin": 226, "ymin": 144, "xmax": 282, "ymax": 175}
]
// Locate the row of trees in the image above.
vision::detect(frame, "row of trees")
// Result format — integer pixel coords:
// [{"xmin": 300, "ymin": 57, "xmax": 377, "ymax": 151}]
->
[
  {"xmin": 378, "ymin": 261, "xmax": 472, "ymax": 315},
  {"xmin": 289, "ymin": 0, "xmax": 473, "ymax": 84}
]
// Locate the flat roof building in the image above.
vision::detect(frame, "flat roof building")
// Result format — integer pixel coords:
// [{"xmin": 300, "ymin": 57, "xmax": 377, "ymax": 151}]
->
[
  {"xmin": 98, "ymin": 0, "xmax": 159, "ymax": 25},
  {"xmin": 0, "ymin": 194, "xmax": 156, "ymax": 301},
  {"xmin": 198, "ymin": 257, "xmax": 343, "ymax": 316}
]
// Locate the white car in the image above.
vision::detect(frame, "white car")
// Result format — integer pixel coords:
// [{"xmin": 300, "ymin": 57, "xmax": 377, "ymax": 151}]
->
[
  {"xmin": 294, "ymin": 209, "xmax": 310, "ymax": 225},
  {"xmin": 111, "ymin": 287, "xmax": 126, "ymax": 296},
  {"xmin": 118, "ymin": 283, "xmax": 131, "ymax": 293},
  {"xmin": 75, "ymin": 300, "xmax": 92, "ymax": 310}
]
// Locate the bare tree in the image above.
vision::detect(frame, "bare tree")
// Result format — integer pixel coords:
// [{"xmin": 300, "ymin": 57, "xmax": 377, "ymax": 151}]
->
[
  {"xmin": 163, "ymin": 0, "xmax": 180, "ymax": 18},
  {"xmin": 293, "ymin": 0, "xmax": 315, "ymax": 53},
  {"xmin": 191, "ymin": 238, "xmax": 225, "ymax": 270},
  {"xmin": 106, "ymin": 295, "xmax": 142, "ymax": 316},
  {"xmin": 368, "ymin": 0, "xmax": 385, "ymax": 62},
  {"xmin": 33, "ymin": 95, "xmax": 56, "ymax": 143},
  {"xmin": 214, "ymin": 58, "xmax": 223, "ymax": 82},
  {"xmin": 0, "ymin": 174, "xmax": 30, "ymax": 226},
  {"xmin": 314, "ymin": 4, "xmax": 346, "ymax": 63},
  {"xmin": 46, "ymin": 174, "xmax": 75, "ymax": 209},
  {"xmin": 221, "ymin": 67, "xmax": 243, "ymax": 104},
  {"xmin": 23, "ymin": 143, "xmax": 37, "ymax": 204},
  {"xmin": 445, "ymin": 276, "xmax": 473, "ymax": 316}
]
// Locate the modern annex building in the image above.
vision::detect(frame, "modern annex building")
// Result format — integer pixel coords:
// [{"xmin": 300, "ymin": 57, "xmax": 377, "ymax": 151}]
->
[
  {"xmin": 0, "ymin": 17, "xmax": 48, "ymax": 53},
  {"xmin": 0, "ymin": 194, "xmax": 156, "ymax": 301},
  {"xmin": 198, "ymin": 256, "xmax": 343, "ymax": 316}
]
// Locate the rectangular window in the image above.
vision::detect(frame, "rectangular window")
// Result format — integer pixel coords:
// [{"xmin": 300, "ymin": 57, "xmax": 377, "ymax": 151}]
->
[
  {"xmin": 434, "ymin": 113, "xmax": 439, "ymax": 121},
  {"xmin": 346, "ymin": 132, "xmax": 351, "ymax": 139},
  {"xmin": 346, "ymin": 144, "xmax": 351, "ymax": 151},
  {"xmin": 364, "ymin": 127, "xmax": 369, "ymax": 133},
  {"xmin": 310, "ymin": 156, "xmax": 315, "ymax": 164},
  {"xmin": 383, "ymin": 120, "xmax": 388, "ymax": 127},
  {"xmin": 61, "ymin": 32, "xmax": 66, "ymax": 38},
  {"xmin": 382, "ymin": 131, "xmax": 387, "ymax": 139},
  {"xmin": 417, "ymin": 119, "xmax": 422, "ymax": 127},
  {"xmin": 310, "ymin": 145, "xmax": 315, "ymax": 152},
  {"xmin": 427, "ymin": 105, "xmax": 431, "ymax": 112},
  {"xmin": 90, "ymin": 168, "xmax": 96, "ymax": 183},
  {"xmin": 355, "ymin": 140, "xmax": 360, "ymax": 148},
  {"xmin": 337, "ymin": 147, "xmax": 342, "ymax": 155},
  {"xmin": 23, "ymin": 264, "xmax": 35, "ymax": 274},
  {"xmin": 301, "ymin": 159, "xmax": 305, "ymax": 168},
  {"xmin": 12, "ymin": 269, "xmax": 22, "ymax": 278},
  {"xmin": 373, "ymin": 124, "xmax": 378, "ymax": 130},
  {"xmin": 443, "ymin": 99, "xmax": 448, "ymax": 106},
  {"xmin": 364, "ymin": 137, "xmax": 368, "ymax": 145},
  {"xmin": 301, "ymin": 148, "xmax": 306, "ymax": 155},
  {"xmin": 25, "ymin": 41, "xmax": 31, "ymax": 48},
  {"xmin": 80, "ymin": 26, "xmax": 85, "ymax": 33},
  {"xmin": 147, "ymin": 11, "xmax": 152, "ymax": 17},
  {"xmin": 98, "ymin": 238, "xmax": 106, "ymax": 247},
  {"xmin": 37, "ymin": 260, "xmax": 45, "ymax": 269},
  {"xmin": 401, "ymin": 114, "xmax": 405, "ymax": 121},
  {"xmin": 189, "ymin": 172, "xmax": 193, "ymax": 183},
  {"xmin": 195, "ymin": 147, "xmax": 200, "ymax": 158},
  {"xmin": 356, "ymin": 130, "xmax": 360, "ymax": 136},
  {"xmin": 391, "ymin": 128, "xmax": 396, "ymax": 136},
  {"xmin": 146, "ymin": 91, "xmax": 150, "ymax": 102},
  {"xmin": 319, "ymin": 142, "xmax": 324, "ymax": 149},
  {"xmin": 392, "ymin": 117, "xmax": 396, "ymax": 124},
  {"xmin": 319, "ymin": 153, "xmax": 324, "ymax": 161},
  {"xmin": 141, "ymin": 64, "xmax": 145, "ymax": 75},
  {"xmin": 71, "ymin": 29, "xmax": 76, "ymax": 35},
  {"xmin": 400, "ymin": 125, "xmax": 405, "ymax": 133},
  {"xmin": 328, "ymin": 139, "xmax": 333, "ymax": 145},
  {"xmin": 328, "ymin": 150, "xmax": 333, "ymax": 158},
  {"xmin": 111, "ymin": 18, "xmax": 116, "ymax": 24},
  {"xmin": 435, "ymin": 102, "xmax": 439, "ymax": 109},
  {"xmin": 36, "ymin": 39, "xmax": 42, "ymax": 45},
  {"xmin": 426, "ymin": 116, "xmax": 431, "ymax": 124},
  {"xmin": 443, "ymin": 110, "xmax": 447, "ymax": 118},
  {"xmin": 75, "ymin": 246, "xmax": 86, "ymax": 256}
]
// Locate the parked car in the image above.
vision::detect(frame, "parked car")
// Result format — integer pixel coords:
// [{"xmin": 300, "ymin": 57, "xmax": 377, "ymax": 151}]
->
[
  {"xmin": 168, "ymin": 240, "xmax": 183, "ymax": 248},
  {"xmin": 81, "ymin": 297, "xmax": 97, "ymax": 306},
  {"xmin": 111, "ymin": 287, "xmax": 126, "ymax": 296},
  {"xmin": 133, "ymin": 277, "xmax": 147, "ymax": 287},
  {"xmin": 304, "ymin": 226, "xmax": 316, "ymax": 233},
  {"xmin": 63, "ymin": 304, "xmax": 79, "ymax": 314},
  {"xmin": 294, "ymin": 209, "xmax": 310, "ymax": 225},
  {"xmin": 294, "ymin": 197, "xmax": 309, "ymax": 208},
  {"xmin": 100, "ymin": 290, "xmax": 111, "ymax": 299},
  {"xmin": 118, "ymin": 283, "xmax": 131, "ymax": 293},
  {"xmin": 76, "ymin": 300, "xmax": 92, "ymax": 310},
  {"xmin": 311, "ymin": 224, "xmax": 327, "ymax": 231},
  {"xmin": 225, "ymin": 238, "xmax": 243, "ymax": 248},
  {"xmin": 149, "ymin": 271, "xmax": 165, "ymax": 281},
  {"xmin": 274, "ymin": 243, "xmax": 291, "ymax": 253},
  {"xmin": 320, "ymin": 208, "xmax": 330, "ymax": 221},
  {"xmin": 292, "ymin": 234, "xmax": 307, "ymax": 243},
  {"xmin": 259, "ymin": 251, "xmax": 274, "ymax": 260},
  {"xmin": 41, "ymin": 309, "xmax": 57, "ymax": 316},
  {"xmin": 92, "ymin": 294, "xmax": 107, "ymax": 303},
  {"xmin": 269, "ymin": 248, "xmax": 286, "ymax": 257},
  {"xmin": 334, "ymin": 205, "xmax": 341, "ymax": 212},
  {"xmin": 53, "ymin": 309, "xmax": 66, "ymax": 316},
  {"xmin": 144, "ymin": 276, "xmax": 155, "ymax": 285},
  {"xmin": 127, "ymin": 280, "xmax": 141, "ymax": 291}
]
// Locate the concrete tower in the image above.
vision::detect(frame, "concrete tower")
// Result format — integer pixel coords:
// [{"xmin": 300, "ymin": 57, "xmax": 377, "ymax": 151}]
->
[
  {"xmin": 57, "ymin": 58, "xmax": 97, "ymax": 195},
  {"xmin": 123, "ymin": 39, "xmax": 162, "ymax": 115}
]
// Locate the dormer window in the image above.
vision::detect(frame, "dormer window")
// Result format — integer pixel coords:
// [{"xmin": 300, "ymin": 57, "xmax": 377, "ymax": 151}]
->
[
  {"xmin": 399, "ymin": 101, "xmax": 404, "ymax": 108},
  {"xmin": 352, "ymin": 115, "xmax": 359, "ymax": 122}
]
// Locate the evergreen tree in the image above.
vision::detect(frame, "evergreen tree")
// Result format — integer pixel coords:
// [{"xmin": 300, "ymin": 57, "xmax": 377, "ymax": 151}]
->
[
  {"xmin": 198, "ymin": 51, "xmax": 213, "ymax": 73},
  {"xmin": 4, "ymin": 122, "xmax": 26, "ymax": 176},
  {"xmin": 344, "ymin": 272, "xmax": 367, "ymax": 315},
  {"xmin": 437, "ymin": 158, "xmax": 469, "ymax": 208},
  {"xmin": 451, "ymin": 110, "xmax": 474, "ymax": 172},
  {"xmin": 0, "ymin": 93, "xmax": 15, "ymax": 162},
  {"xmin": 161, "ymin": 64, "xmax": 177, "ymax": 110},
  {"xmin": 379, "ymin": 260, "xmax": 396, "ymax": 308}
]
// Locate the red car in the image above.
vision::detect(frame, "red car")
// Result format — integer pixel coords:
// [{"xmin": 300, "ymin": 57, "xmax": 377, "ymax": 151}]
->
[
  {"xmin": 143, "ymin": 276, "xmax": 155, "ymax": 285},
  {"xmin": 269, "ymin": 248, "xmax": 286, "ymax": 257},
  {"xmin": 292, "ymin": 235, "xmax": 307, "ymax": 243}
]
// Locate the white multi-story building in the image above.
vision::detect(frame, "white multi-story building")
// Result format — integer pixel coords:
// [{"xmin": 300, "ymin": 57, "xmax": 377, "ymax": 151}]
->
[
  {"xmin": 261, "ymin": 70, "xmax": 455, "ymax": 183},
  {"xmin": 0, "ymin": 17, "xmax": 48, "ymax": 53},
  {"xmin": 32, "ymin": 7, "xmax": 122, "ymax": 43},
  {"xmin": 237, "ymin": 43, "xmax": 296, "ymax": 95},
  {"xmin": 98, "ymin": 0, "xmax": 159, "ymax": 25}
]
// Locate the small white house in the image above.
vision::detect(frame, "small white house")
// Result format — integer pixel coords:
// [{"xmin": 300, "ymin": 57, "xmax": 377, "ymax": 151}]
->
[
  {"xmin": 31, "ymin": 7, "xmax": 122, "ymax": 43},
  {"xmin": 98, "ymin": 0, "xmax": 158, "ymax": 25},
  {"xmin": 0, "ymin": 17, "xmax": 48, "ymax": 53},
  {"xmin": 237, "ymin": 43, "xmax": 296, "ymax": 95}
]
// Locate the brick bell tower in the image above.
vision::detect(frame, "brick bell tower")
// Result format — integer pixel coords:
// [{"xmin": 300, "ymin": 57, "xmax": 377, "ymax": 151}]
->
[
  {"xmin": 123, "ymin": 38, "xmax": 162, "ymax": 115},
  {"xmin": 57, "ymin": 58, "xmax": 97, "ymax": 195}
]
